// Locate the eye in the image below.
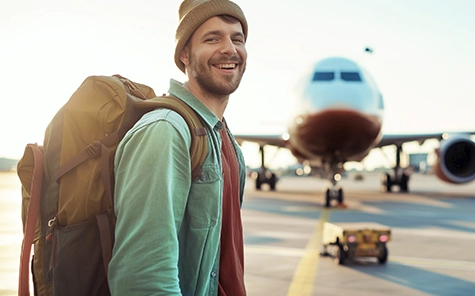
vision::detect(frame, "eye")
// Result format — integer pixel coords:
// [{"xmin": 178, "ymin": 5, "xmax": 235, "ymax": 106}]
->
[
  {"xmin": 233, "ymin": 38, "xmax": 244, "ymax": 44},
  {"xmin": 205, "ymin": 37, "xmax": 219, "ymax": 43}
]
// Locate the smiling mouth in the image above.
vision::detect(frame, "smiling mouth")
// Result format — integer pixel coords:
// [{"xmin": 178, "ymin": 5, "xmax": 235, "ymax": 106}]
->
[{"xmin": 216, "ymin": 63, "xmax": 237, "ymax": 70}]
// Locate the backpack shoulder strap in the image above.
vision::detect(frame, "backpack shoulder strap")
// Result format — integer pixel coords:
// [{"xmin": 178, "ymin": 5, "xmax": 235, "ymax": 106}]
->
[
  {"xmin": 136, "ymin": 96, "xmax": 208, "ymax": 181},
  {"xmin": 17, "ymin": 143, "xmax": 44, "ymax": 296}
]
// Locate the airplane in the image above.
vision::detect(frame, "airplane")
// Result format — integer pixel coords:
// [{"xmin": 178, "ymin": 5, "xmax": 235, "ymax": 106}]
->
[{"xmin": 234, "ymin": 56, "xmax": 475, "ymax": 207}]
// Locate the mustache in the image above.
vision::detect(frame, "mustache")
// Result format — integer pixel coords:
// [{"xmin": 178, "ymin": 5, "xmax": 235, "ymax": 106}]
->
[{"xmin": 212, "ymin": 56, "xmax": 243, "ymax": 65}]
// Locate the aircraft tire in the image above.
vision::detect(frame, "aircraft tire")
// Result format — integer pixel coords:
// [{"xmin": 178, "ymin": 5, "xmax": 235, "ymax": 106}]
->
[
  {"xmin": 337, "ymin": 188, "xmax": 343, "ymax": 203},
  {"xmin": 269, "ymin": 173, "xmax": 277, "ymax": 191},
  {"xmin": 255, "ymin": 176, "xmax": 262, "ymax": 190},
  {"xmin": 325, "ymin": 189, "xmax": 331, "ymax": 207},
  {"xmin": 380, "ymin": 173, "xmax": 392, "ymax": 192},
  {"xmin": 400, "ymin": 173, "xmax": 409, "ymax": 192}
]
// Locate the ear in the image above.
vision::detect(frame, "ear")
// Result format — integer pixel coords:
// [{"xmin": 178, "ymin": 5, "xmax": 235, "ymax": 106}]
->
[{"xmin": 180, "ymin": 46, "xmax": 190, "ymax": 67}]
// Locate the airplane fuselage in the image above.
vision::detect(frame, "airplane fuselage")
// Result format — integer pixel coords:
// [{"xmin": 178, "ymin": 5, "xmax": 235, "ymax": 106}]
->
[
  {"xmin": 287, "ymin": 57, "xmax": 384, "ymax": 165},
  {"xmin": 234, "ymin": 56, "xmax": 475, "ymax": 204}
]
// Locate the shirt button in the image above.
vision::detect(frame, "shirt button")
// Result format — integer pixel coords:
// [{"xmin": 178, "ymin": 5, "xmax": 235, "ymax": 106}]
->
[{"xmin": 210, "ymin": 271, "xmax": 217, "ymax": 277}]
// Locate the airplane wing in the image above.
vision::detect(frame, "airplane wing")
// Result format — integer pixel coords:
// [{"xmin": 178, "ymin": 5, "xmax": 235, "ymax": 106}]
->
[
  {"xmin": 234, "ymin": 134, "xmax": 287, "ymax": 148},
  {"xmin": 377, "ymin": 132, "xmax": 475, "ymax": 148},
  {"xmin": 376, "ymin": 133, "xmax": 445, "ymax": 147},
  {"xmin": 236, "ymin": 132, "xmax": 475, "ymax": 150}
]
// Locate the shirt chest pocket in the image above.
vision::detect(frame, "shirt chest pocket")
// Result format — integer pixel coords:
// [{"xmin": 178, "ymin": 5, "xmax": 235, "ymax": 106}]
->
[{"xmin": 186, "ymin": 164, "xmax": 222, "ymax": 228}]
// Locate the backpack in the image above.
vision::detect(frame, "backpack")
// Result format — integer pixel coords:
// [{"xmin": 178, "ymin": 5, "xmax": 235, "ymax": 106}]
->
[{"xmin": 17, "ymin": 74, "xmax": 208, "ymax": 296}]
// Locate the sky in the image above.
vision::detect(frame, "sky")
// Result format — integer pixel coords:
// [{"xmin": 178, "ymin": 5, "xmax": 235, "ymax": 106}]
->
[{"xmin": 1, "ymin": 0, "xmax": 475, "ymax": 169}]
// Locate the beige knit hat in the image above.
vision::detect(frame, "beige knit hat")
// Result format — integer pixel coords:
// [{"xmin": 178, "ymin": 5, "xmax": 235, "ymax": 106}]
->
[{"xmin": 175, "ymin": 0, "xmax": 248, "ymax": 73}]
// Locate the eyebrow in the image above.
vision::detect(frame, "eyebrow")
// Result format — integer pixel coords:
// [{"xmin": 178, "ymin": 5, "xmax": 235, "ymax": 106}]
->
[{"xmin": 201, "ymin": 30, "xmax": 245, "ymax": 41}]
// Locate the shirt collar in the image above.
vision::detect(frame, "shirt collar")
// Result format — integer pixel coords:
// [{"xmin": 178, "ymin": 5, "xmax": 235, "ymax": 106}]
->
[{"xmin": 168, "ymin": 79, "xmax": 223, "ymax": 130}]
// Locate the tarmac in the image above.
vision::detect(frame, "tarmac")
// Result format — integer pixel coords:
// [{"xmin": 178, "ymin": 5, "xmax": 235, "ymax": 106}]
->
[
  {"xmin": 2, "ymin": 171, "xmax": 475, "ymax": 295},
  {"xmin": 243, "ymin": 172, "xmax": 475, "ymax": 296}
]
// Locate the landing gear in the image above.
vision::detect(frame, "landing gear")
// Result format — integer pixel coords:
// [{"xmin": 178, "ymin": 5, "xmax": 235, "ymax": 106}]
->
[
  {"xmin": 380, "ymin": 171, "xmax": 410, "ymax": 192},
  {"xmin": 380, "ymin": 144, "xmax": 410, "ymax": 192},
  {"xmin": 325, "ymin": 187, "xmax": 343, "ymax": 207},
  {"xmin": 337, "ymin": 188, "xmax": 343, "ymax": 204},
  {"xmin": 255, "ymin": 169, "xmax": 277, "ymax": 191},
  {"xmin": 380, "ymin": 173, "xmax": 392, "ymax": 192},
  {"xmin": 324, "ymin": 170, "xmax": 345, "ymax": 208},
  {"xmin": 325, "ymin": 189, "xmax": 330, "ymax": 207},
  {"xmin": 400, "ymin": 173, "xmax": 409, "ymax": 192},
  {"xmin": 254, "ymin": 145, "xmax": 277, "ymax": 191}
]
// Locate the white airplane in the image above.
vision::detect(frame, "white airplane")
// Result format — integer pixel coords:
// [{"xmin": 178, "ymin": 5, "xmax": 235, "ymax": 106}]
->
[{"xmin": 234, "ymin": 56, "xmax": 475, "ymax": 207}]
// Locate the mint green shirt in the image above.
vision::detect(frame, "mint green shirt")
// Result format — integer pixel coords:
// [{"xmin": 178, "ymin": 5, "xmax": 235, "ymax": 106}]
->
[{"xmin": 108, "ymin": 79, "xmax": 246, "ymax": 296}]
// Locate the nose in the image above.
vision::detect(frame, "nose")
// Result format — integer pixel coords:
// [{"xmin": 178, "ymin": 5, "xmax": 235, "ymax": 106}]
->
[{"xmin": 221, "ymin": 39, "xmax": 237, "ymax": 55}]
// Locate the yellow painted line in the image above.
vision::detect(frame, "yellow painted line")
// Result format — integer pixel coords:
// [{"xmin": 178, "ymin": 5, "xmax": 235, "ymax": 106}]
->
[{"xmin": 287, "ymin": 209, "xmax": 330, "ymax": 296}]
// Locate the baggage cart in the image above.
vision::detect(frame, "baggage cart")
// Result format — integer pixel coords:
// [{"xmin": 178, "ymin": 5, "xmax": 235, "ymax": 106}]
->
[{"xmin": 321, "ymin": 222, "xmax": 391, "ymax": 264}]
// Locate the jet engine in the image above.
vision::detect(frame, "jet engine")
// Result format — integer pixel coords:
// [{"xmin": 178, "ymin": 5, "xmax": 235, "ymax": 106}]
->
[{"xmin": 433, "ymin": 136, "xmax": 475, "ymax": 183}]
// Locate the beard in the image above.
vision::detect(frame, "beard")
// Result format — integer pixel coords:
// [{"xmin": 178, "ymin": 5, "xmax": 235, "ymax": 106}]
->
[{"xmin": 189, "ymin": 54, "xmax": 246, "ymax": 98}]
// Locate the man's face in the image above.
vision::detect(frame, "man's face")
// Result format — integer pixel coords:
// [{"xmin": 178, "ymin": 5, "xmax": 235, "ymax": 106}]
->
[{"xmin": 182, "ymin": 16, "xmax": 247, "ymax": 97}]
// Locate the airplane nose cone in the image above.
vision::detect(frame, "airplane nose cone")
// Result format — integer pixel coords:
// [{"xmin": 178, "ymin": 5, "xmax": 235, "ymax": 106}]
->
[{"xmin": 305, "ymin": 82, "xmax": 377, "ymax": 112}]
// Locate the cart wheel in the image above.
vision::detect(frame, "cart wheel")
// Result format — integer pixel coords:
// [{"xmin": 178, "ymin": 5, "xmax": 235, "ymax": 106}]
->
[
  {"xmin": 335, "ymin": 244, "xmax": 346, "ymax": 265},
  {"xmin": 378, "ymin": 245, "xmax": 388, "ymax": 264},
  {"xmin": 321, "ymin": 244, "xmax": 330, "ymax": 256}
]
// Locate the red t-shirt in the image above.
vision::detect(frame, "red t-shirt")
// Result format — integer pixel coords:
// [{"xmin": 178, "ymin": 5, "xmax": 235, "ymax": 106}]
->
[{"xmin": 218, "ymin": 127, "xmax": 246, "ymax": 296}]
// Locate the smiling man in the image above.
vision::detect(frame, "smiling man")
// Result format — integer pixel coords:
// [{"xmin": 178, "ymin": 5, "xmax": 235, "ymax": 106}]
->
[
  {"xmin": 108, "ymin": 1, "xmax": 249, "ymax": 295},
  {"xmin": 179, "ymin": 13, "xmax": 247, "ymax": 117}
]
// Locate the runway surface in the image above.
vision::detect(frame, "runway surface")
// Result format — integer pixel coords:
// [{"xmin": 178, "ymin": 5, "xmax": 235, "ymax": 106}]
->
[
  {"xmin": 2, "ymin": 171, "xmax": 475, "ymax": 295},
  {"xmin": 243, "ymin": 172, "xmax": 475, "ymax": 296}
]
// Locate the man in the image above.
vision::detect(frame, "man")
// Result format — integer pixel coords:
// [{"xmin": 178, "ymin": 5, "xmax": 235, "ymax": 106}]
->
[{"xmin": 108, "ymin": 1, "xmax": 248, "ymax": 295}]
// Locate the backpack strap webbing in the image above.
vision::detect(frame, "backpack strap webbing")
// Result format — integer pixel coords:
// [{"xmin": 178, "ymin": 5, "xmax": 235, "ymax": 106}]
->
[
  {"xmin": 54, "ymin": 95, "xmax": 208, "ymax": 195},
  {"xmin": 17, "ymin": 144, "xmax": 44, "ymax": 296},
  {"xmin": 94, "ymin": 96, "xmax": 208, "ymax": 278},
  {"xmin": 96, "ymin": 212, "xmax": 113, "ymax": 277},
  {"xmin": 135, "ymin": 95, "xmax": 208, "ymax": 181},
  {"xmin": 55, "ymin": 139, "xmax": 115, "ymax": 205}
]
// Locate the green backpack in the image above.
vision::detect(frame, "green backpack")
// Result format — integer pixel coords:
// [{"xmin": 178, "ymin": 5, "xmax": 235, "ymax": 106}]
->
[{"xmin": 17, "ymin": 75, "xmax": 208, "ymax": 296}]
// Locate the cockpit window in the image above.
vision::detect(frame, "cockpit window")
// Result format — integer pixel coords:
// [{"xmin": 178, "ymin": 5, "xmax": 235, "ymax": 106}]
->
[
  {"xmin": 340, "ymin": 72, "xmax": 362, "ymax": 81},
  {"xmin": 313, "ymin": 72, "xmax": 334, "ymax": 81}
]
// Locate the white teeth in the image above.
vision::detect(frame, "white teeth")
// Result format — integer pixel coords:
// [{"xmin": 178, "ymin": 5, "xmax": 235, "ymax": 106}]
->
[{"xmin": 218, "ymin": 64, "xmax": 236, "ymax": 69}]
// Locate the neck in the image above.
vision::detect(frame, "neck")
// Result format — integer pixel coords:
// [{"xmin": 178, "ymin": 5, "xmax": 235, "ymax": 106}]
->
[{"xmin": 183, "ymin": 81, "xmax": 229, "ymax": 120}]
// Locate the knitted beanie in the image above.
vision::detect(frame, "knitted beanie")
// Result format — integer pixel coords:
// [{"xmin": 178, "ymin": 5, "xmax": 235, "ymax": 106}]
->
[{"xmin": 174, "ymin": 0, "xmax": 248, "ymax": 73}]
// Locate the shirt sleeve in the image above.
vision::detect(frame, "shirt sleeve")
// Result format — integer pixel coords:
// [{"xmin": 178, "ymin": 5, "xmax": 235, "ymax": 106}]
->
[{"xmin": 108, "ymin": 110, "xmax": 192, "ymax": 295}]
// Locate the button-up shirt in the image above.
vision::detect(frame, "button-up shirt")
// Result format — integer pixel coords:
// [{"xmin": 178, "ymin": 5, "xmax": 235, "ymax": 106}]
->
[{"xmin": 108, "ymin": 79, "xmax": 246, "ymax": 296}]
